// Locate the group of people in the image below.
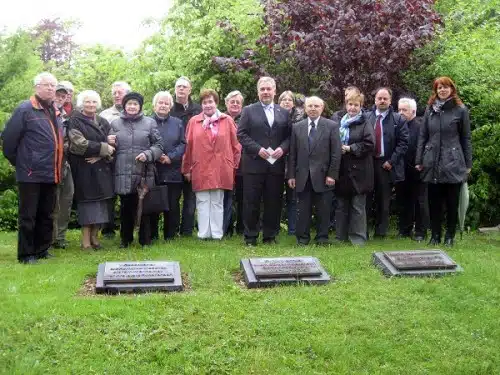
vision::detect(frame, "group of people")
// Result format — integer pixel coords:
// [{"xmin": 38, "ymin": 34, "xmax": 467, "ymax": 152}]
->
[{"xmin": 1, "ymin": 72, "xmax": 472, "ymax": 264}]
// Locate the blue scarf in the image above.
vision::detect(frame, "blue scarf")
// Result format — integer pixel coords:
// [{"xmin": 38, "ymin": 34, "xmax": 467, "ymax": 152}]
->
[{"xmin": 339, "ymin": 112, "xmax": 362, "ymax": 145}]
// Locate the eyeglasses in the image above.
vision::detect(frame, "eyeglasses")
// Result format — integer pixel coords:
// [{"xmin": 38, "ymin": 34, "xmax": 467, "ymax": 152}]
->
[{"xmin": 37, "ymin": 83, "xmax": 57, "ymax": 88}]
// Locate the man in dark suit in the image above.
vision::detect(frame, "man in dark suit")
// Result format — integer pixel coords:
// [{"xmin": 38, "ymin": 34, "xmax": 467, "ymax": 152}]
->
[
  {"xmin": 288, "ymin": 96, "xmax": 342, "ymax": 245},
  {"xmin": 170, "ymin": 76, "xmax": 202, "ymax": 237},
  {"xmin": 365, "ymin": 87, "xmax": 409, "ymax": 238},
  {"xmin": 237, "ymin": 77, "xmax": 291, "ymax": 246},
  {"xmin": 396, "ymin": 97, "xmax": 428, "ymax": 241}
]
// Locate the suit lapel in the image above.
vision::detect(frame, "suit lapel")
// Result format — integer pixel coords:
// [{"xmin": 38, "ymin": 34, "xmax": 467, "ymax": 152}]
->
[
  {"xmin": 309, "ymin": 118, "xmax": 323, "ymax": 154},
  {"xmin": 257, "ymin": 103, "xmax": 270, "ymax": 128}
]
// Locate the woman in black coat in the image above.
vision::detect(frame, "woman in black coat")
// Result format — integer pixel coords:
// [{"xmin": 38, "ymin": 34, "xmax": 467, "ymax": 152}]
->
[
  {"xmin": 68, "ymin": 90, "xmax": 115, "ymax": 249},
  {"xmin": 150, "ymin": 91, "xmax": 186, "ymax": 240},
  {"xmin": 334, "ymin": 91, "xmax": 375, "ymax": 245},
  {"xmin": 415, "ymin": 76, "xmax": 472, "ymax": 247}
]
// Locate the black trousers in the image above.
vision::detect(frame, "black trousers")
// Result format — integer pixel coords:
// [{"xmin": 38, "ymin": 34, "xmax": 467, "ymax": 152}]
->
[
  {"xmin": 366, "ymin": 159, "xmax": 392, "ymax": 236},
  {"xmin": 295, "ymin": 177, "xmax": 332, "ymax": 244},
  {"xmin": 396, "ymin": 178, "xmax": 429, "ymax": 237},
  {"xmin": 234, "ymin": 175, "xmax": 244, "ymax": 234},
  {"xmin": 119, "ymin": 194, "xmax": 153, "ymax": 246},
  {"xmin": 180, "ymin": 179, "xmax": 196, "ymax": 236},
  {"xmin": 18, "ymin": 182, "xmax": 57, "ymax": 261},
  {"xmin": 150, "ymin": 183, "xmax": 183, "ymax": 240},
  {"xmin": 243, "ymin": 173, "xmax": 284, "ymax": 242},
  {"xmin": 428, "ymin": 183, "xmax": 461, "ymax": 240}
]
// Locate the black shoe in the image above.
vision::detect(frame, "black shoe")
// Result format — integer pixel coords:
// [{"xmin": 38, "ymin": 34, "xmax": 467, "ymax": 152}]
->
[
  {"xmin": 444, "ymin": 238, "xmax": 454, "ymax": 247},
  {"xmin": 428, "ymin": 237, "xmax": 440, "ymax": 246},
  {"xmin": 413, "ymin": 235, "xmax": 425, "ymax": 242},
  {"xmin": 20, "ymin": 256, "xmax": 38, "ymax": 264},
  {"xmin": 119, "ymin": 242, "xmax": 130, "ymax": 249},
  {"xmin": 102, "ymin": 232, "xmax": 116, "ymax": 239},
  {"xmin": 296, "ymin": 241, "xmax": 309, "ymax": 247},
  {"xmin": 315, "ymin": 239, "xmax": 332, "ymax": 246},
  {"xmin": 263, "ymin": 238, "xmax": 278, "ymax": 245},
  {"xmin": 52, "ymin": 242, "xmax": 66, "ymax": 249},
  {"xmin": 245, "ymin": 241, "xmax": 257, "ymax": 247},
  {"xmin": 39, "ymin": 251, "xmax": 55, "ymax": 259},
  {"xmin": 397, "ymin": 233, "xmax": 411, "ymax": 239}
]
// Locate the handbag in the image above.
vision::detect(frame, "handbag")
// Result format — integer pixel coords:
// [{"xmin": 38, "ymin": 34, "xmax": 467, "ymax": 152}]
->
[{"xmin": 140, "ymin": 163, "xmax": 169, "ymax": 215}]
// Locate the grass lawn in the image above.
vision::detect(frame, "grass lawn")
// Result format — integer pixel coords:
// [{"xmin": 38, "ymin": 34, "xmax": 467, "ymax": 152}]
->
[{"xmin": 0, "ymin": 230, "xmax": 499, "ymax": 375}]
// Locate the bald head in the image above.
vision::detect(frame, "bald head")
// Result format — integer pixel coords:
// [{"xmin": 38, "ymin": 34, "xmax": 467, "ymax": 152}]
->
[{"xmin": 305, "ymin": 96, "xmax": 324, "ymax": 120}]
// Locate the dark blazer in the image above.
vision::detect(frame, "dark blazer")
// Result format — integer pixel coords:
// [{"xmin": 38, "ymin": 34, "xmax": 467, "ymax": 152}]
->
[
  {"xmin": 415, "ymin": 101, "xmax": 472, "ymax": 184},
  {"xmin": 170, "ymin": 99, "xmax": 202, "ymax": 129},
  {"xmin": 152, "ymin": 114, "xmax": 186, "ymax": 184},
  {"xmin": 237, "ymin": 102, "xmax": 291, "ymax": 175},
  {"xmin": 365, "ymin": 107, "xmax": 409, "ymax": 182},
  {"xmin": 404, "ymin": 116, "xmax": 424, "ymax": 182},
  {"xmin": 334, "ymin": 113, "xmax": 375, "ymax": 195},
  {"xmin": 288, "ymin": 117, "xmax": 341, "ymax": 193}
]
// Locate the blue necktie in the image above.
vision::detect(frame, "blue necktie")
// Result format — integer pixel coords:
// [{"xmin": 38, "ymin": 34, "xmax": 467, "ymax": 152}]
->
[{"xmin": 309, "ymin": 122, "xmax": 316, "ymax": 148}]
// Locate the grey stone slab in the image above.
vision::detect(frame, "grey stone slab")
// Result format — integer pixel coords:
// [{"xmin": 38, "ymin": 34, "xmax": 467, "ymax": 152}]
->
[
  {"xmin": 241, "ymin": 257, "xmax": 331, "ymax": 288},
  {"xmin": 383, "ymin": 250, "xmax": 457, "ymax": 270},
  {"xmin": 103, "ymin": 261, "xmax": 175, "ymax": 283},
  {"xmin": 249, "ymin": 257, "xmax": 323, "ymax": 277},
  {"xmin": 96, "ymin": 261, "xmax": 183, "ymax": 294},
  {"xmin": 373, "ymin": 250, "xmax": 463, "ymax": 277}
]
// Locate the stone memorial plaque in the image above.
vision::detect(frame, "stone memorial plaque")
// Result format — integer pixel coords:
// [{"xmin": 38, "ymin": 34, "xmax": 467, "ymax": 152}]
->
[
  {"xmin": 96, "ymin": 261, "xmax": 183, "ymax": 294},
  {"xmin": 383, "ymin": 251, "xmax": 457, "ymax": 270},
  {"xmin": 250, "ymin": 257, "xmax": 323, "ymax": 278},
  {"xmin": 104, "ymin": 262, "xmax": 175, "ymax": 283},
  {"xmin": 373, "ymin": 250, "xmax": 463, "ymax": 277},
  {"xmin": 241, "ymin": 256, "xmax": 331, "ymax": 288}
]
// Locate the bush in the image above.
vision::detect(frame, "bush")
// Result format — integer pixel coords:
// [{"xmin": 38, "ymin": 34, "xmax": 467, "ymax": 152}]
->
[
  {"xmin": 403, "ymin": 0, "xmax": 500, "ymax": 227},
  {"xmin": 0, "ymin": 189, "xmax": 18, "ymax": 231}
]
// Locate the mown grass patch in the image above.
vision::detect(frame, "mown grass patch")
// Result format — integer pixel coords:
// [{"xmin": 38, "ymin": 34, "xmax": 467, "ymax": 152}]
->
[{"xmin": 0, "ymin": 230, "xmax": 499, "ymax": 374}]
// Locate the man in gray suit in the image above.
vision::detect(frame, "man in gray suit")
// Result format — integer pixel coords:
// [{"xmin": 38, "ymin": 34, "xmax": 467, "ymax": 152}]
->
[{"xmin": 288, "ymin": 96, "xmax": 342, "ymax": 245}]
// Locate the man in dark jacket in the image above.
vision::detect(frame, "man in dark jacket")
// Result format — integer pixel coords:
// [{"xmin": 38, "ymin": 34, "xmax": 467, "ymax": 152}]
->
[
  {"xmin": 2, "ymin": 72, "xmax": 64, "ymax": 264},
  {"xmin": 365, "ymin": 87, "xmax": 409, "ymax": 238},
  {"xmin": 51, "ymin": 83, "xmax": 75, "ymax": 249},
  {"xmin": 170, "ymin": 76, "xmax": 202, "ymax": 237},
  {"xmin": 396, "ymin": 98, "xmax": 429, "ymax": 241},
  {"xmin": 288, "ymin": 96, "xmax": 341, "ymax": 245},
  {"xmin": 223, "ymin": 90, "xmax": 244, "ymax": 236},
  {"xmin": 237, "ymin": 76, "xmax": 291, "ymax": 246}
]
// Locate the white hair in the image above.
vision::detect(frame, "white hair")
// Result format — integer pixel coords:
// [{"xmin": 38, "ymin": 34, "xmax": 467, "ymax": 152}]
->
[
  {"xmin": 59, "ymin": 80, "xmax": 74, "ymax": 91},
  {"xmin": 225, "ymin": 90, "xmax": 244, "ymax": 104},
  {"xmin": 152, "ymin": 91, "xmax": 174, "ymax": 108},
  {"xmin": 111, "ymin": 81, "xmax": 131, "ymax": 93},
  {"xmin": 305, "ymin": 96, "xmax": 325, "ymax": 106},
  {"xmin": 175, "ymin": 76, "xmax": 192, "ymax": 88},
  {"xmin": 398, "ymin": 97, "xmax": 417, "ymax": 113},
  {"xmin": 77, "ymin": 90, "xmax": 102, "ymax": 109},
  {"xmin": 257, "ymin": 76, "xmax": 276, "ymax": 89},
  {"xmin": 33, "ymin": 72, "xmax": 57, "ymax": 86}
]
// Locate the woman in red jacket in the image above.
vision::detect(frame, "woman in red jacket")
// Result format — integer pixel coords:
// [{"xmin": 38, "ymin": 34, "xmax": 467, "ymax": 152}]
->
[{"xmin": 182, "ymin": 89, "xmax": 241, "ymax": 240}]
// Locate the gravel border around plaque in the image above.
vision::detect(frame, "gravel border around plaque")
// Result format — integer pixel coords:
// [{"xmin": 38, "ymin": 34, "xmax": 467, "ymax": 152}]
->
[
  {"xmin": 240, "ymin": 256, "xmax": 331, "ymax": 288},
  {"xmin": 96, "ymin": 261, "xmax": 183, "ymax": 294},
  {"xmin": 373, "ymin": 250, "xmax": 463, "ymax": 277}
]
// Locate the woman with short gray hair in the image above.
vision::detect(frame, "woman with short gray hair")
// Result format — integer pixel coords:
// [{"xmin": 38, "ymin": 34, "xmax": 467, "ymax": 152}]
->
[
  {"xmin": 68, "ymin": 90, "xmax": 115, "ymax": 250},
  {"xmin": 149, "ymin": 91, "xmax": 186, "ymax": 241}
]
